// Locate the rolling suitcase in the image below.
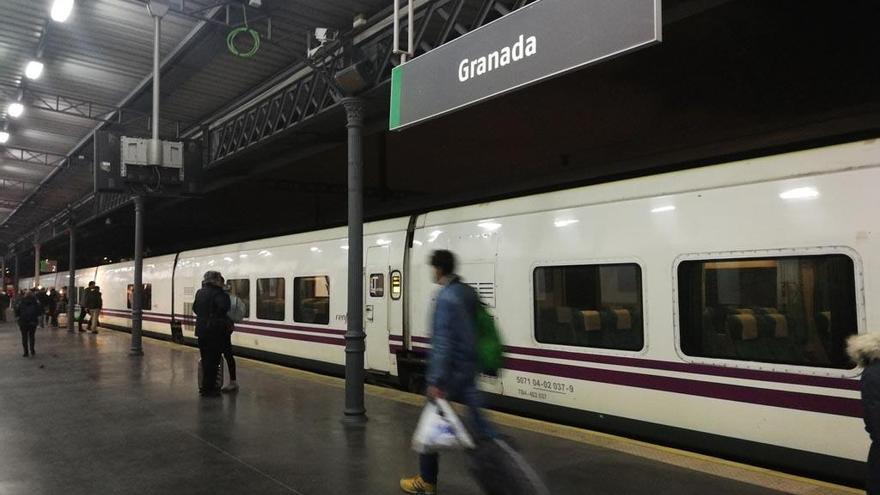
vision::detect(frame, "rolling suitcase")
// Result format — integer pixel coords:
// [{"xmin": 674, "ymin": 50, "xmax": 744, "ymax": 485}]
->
[
  {"xmin": 468, "ymin": 437, "xmax": 549, "ymax": 495},
  {"xmin": 197, "ymin": 356, "xmax": 224, "ymax": 392}
]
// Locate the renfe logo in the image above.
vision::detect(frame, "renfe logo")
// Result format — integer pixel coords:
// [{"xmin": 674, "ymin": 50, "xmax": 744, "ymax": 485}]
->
[{"xmin": 457, "ymin": 34, "xmax": 538, "ymax": 83}]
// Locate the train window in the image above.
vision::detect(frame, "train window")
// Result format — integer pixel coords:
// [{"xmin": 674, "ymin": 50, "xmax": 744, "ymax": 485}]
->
[
  {"xmin": 533, "ymin": 264, "xmax": 644, "ymax": 351},
  {"xmin": 294, "ymin": 276, "xmax": 330, "ymax": 324},
  {"xmin": 677, "ymin": 254, "xmax": 858, "ymax": 369},
  {"xmin": 126, "ymin": 284, "xmax": 152, "ymax": 310},
  {"xmin": 256, "ymin": 277, "xmax": 285, "ymax": 321},
  {"xmin": 369, "ymin": 274, "xmax": 385, "ymax": 298},
  {"xmin": 226, "ymin": 279, "xmax": 250, "ymax": 319}
]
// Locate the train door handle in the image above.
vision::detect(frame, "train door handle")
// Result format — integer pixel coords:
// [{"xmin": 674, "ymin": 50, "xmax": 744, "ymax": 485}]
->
[{"xmin": 366, "ymin": 305, "xmax": 374, "ymax": 322}]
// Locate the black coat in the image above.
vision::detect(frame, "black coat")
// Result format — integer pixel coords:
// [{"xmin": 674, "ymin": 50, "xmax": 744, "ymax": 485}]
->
[
  {"xmin": 15, "ymin": 297, "xmax": 41, "ymax": 326},
  {"xmin": 192, "ymin": 283, "xmax": 230, "ymax": 339}
]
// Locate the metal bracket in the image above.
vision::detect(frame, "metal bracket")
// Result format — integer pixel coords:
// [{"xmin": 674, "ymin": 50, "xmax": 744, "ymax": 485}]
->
[{"xmin": 393, "ymin": 0, "xmax": 414, "ymax": 63}]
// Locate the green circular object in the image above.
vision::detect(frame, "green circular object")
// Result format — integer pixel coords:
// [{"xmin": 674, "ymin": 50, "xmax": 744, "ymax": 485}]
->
[{"xmin": 227, "ymin": 27, "xmax": 260, "ymax": 58}]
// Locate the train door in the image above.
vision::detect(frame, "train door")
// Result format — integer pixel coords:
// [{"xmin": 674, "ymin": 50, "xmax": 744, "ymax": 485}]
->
[{"xmin": 365, "ymin": 246, "xmax": 391, "ymax": 372}]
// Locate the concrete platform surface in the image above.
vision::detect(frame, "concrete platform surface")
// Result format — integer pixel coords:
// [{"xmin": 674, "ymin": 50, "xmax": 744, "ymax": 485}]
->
[{"xmin": 0, "ymin": 322, "xmax": 860, "ymax": 494}]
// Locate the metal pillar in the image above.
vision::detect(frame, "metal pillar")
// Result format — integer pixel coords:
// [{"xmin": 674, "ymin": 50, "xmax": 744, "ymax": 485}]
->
[
  {"xmin": 342, "ymin": 97, "xmax": 366, "ymax": 423},
  {"xmin": 130, "ymin": 196, "xmax": 145, "ymax": 356},
  {"xmin": 13, "ymin": 255, "xmax": 19, "ymax": 295},
  {"xmin": 33, "ymin": 242, "xmax": 40, "ymax": 288},
  {"xmin": 67, "ymin": 227, "xmax": 76, "ymax": 333},
  {"xmin": 147, "ymin": 2, "xmax": 166, "ymax": 165}
]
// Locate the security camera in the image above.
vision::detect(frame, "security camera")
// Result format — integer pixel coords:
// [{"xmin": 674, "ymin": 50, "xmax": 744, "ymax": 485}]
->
[{"xmin": 314, "ymin": 28, "xmax": 338, "ymax": 43}]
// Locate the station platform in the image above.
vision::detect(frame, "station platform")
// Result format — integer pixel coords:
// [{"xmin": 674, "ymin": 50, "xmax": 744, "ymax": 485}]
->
[{"xmin": 0, "ymin": 322, "xmax": 862, "ymax": 495}]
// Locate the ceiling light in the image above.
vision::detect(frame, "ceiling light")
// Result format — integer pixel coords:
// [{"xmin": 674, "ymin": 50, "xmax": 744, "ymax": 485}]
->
[
  {"xmin": 779, "ymin": 187, "xmax": 819, "ymax": 200},
  {"xmin": 7, "ymin": 102, "xmax": 24, "ymax": 118},
  {"xmin": 51, "ymin": 0, "xmax": 75, "ymax": 22},
  {"xmin": 651, "ymin": 205, "xmax": 676, "ymax": 213},
  {"xmin": 0, "ymin": 131, "xmax": 8, "ymax": 144},
  {"xmin": 25, "ymin": 61, "xmax": 44, "ymax": 80}
]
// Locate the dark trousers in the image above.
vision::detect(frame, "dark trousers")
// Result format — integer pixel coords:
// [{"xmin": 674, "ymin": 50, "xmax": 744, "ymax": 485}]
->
[
  {"xmin": 869, "ymin": 441, "xmax": 880, "ymax": 495},
  {"xmin": 198, "ymin": 337, "xmax": 222, "ymax": 393},
  {"xmin": 77, "ymin": 308, "xmax": 90, "ymax": 329},
  {"xmin": 223, "ymin": 333, "xmax": 236, "ymax": 381},
  {"xmin": 19, "ymin": 324, "xmax": 36, "ymax": 354},
  {"xmin": 49, "ymin": 307, "xmax": 58, "ymax": 327},
  {"xmin": 419, "ymin": 385, "xmax": 496, "ymax": 484}
]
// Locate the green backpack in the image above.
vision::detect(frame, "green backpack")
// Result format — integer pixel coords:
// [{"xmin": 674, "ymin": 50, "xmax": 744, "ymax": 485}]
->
[{"xmin": 476, "ymin": 304, "xmax": 504, "ymax": 374}]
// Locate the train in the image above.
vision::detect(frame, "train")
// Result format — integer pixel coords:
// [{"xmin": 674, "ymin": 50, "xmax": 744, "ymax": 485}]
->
[{"xmin": 20, "ymin": 138, "xmax": 879, "ymax": 485}]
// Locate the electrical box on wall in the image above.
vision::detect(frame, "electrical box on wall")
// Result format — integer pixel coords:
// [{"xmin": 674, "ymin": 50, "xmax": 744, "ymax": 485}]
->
[{"xmin": 95, "ymin": 131, "xmax": 203, "ymax": 196}]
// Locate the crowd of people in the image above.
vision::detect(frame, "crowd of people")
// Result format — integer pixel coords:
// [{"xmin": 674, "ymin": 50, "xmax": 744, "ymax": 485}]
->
[{"xmin": 7, "ymin": 284, "xmax": 102, "ymax": 357}]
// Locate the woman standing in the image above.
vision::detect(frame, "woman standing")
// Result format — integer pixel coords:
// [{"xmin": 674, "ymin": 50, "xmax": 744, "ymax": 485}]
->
[{"xmin": 15, "ymin": 290, "xmax": 41, "ymax": 357}]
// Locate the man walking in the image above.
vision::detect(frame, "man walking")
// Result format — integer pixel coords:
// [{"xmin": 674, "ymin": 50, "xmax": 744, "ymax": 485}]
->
[
  {"xmin": 192, "ymin": 271, "xmax": 230, "ymax": 398},
  {"xmin": 400, "ymin": 250, "xmax": 496, "ymax": 494}
]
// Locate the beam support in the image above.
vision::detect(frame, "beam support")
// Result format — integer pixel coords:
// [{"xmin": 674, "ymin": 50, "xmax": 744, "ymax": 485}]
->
[
  {"xmin": 342, "ymin": 97, "xmax": 367, "ymax": 424},
  {"xmin": 67, "ymin": 226, "xmax": 76, "ymax": 333},
  {"xmin": 130, "ymin": 196, "xmax": 145, "ymax": 356}
]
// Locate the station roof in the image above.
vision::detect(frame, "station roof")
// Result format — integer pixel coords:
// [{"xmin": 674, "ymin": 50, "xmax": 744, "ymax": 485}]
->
[
  {"xmin": 0, "ymin": 0, "xmax": 389, "ymax": 247},
  {"xmin": 2, "ymin": 0, "xmax": 879, "ymax": 271}
]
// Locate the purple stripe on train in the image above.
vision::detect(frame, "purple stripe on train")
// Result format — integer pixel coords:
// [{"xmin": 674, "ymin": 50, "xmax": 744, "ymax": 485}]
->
[{"xmin": 505, "ymin": 357, "xmax": 862, "ymax": 418}]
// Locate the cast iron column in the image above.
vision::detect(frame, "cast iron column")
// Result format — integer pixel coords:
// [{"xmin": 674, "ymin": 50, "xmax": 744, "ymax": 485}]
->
[
  {"xmin": 342, "ymin": 97, "xmax": 367, "ymax": 423},
  {"xmin": 130, "ymin": 196, "xmax": 145, "ymax": 356},
  {"xmin": 67, "ymin": 227, "xmax": 76, "ymax": 333},
  {"xmin": 33, "ymin": 242, "xmax": 40, "ymax": 288},
  {"xmin": 13, "ymin": 255, "xmax": 19, "ymax": 294}
]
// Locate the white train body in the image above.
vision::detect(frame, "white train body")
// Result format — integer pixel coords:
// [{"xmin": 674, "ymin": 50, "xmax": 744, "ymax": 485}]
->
[{"xmin": 22, "ymin": 139, "xmax": 880, "ymax": 482}]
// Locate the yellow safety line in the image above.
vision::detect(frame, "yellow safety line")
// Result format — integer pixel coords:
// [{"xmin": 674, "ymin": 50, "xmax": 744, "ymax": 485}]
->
[{"xmin": 133, "ymin": 331, "xmax": 864, "ymax": 494}]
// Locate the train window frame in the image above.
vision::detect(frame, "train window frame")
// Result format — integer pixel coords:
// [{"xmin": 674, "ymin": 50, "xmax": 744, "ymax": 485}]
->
[
  {"xmin": 293, "ymin": 275, "xmax": 330, "ymax": 325},
  {"xmin": 255, "ymin": 276, "xmax": 286, "ymax": 321},
  {"xmin": 530, "ymin": 259, "xmax": 648, "ymax": 354},
  {"xmin": 126, "ymin": 283, "xmax": 152, "ymax": 311},
  {"xmin": 672, "ymin": 247, "xmax": 866, "ymax": 377}
]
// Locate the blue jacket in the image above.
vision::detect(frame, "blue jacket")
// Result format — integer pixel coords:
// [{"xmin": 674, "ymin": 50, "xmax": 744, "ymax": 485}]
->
[{"xmin": 426, "ymin": 276, "xmax": 480, "ymax": 394}]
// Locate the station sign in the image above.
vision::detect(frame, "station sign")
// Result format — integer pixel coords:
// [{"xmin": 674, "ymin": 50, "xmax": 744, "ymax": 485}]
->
[{"xmin": 389, "ymin": 0, "xmax": 661, "ymax": 131}]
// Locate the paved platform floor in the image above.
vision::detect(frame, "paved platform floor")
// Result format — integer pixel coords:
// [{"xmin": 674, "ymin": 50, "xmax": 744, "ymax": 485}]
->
[{"xmin": 0, "ymin": 322, "xmax": 861, "ymax": 494}]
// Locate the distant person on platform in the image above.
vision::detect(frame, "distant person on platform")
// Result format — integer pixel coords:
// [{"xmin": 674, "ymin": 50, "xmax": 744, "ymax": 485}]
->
[
  {"xmin": 15, "ymin": 290, "xmax": 41, "ymax": 357},
  {"xmin": 0, "ymin": 290, "xmax": 8, "ymax": 322},
  {"xmin": 89, "ymin": 285, "xmax": 103, "ymax": 333},
  {"xmin": 47, "ymin": 287, "xmax": 59, "ymax": 328},
  {"xmin": 36, "ymin": 288, "xmax": 50, "ymax": 328},
  {"xmin": 193, "ymin": 271, "xmax": 230, "ymax": 398},
  {"xmin": 78, "ymin": 281, "xmax": 96, "ymax": 332},
  {"xmin": 848, "ymin": 334, "xmax": 880, "ymax": 494}
]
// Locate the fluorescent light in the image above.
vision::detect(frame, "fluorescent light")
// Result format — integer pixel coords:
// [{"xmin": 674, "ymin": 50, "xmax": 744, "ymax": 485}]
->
[
  {"xmin": 340, "ymin": 245, "xmax": 349, "ymax": 250},
  {"xmin": 0, "ymin": 131, "xmax": 8, "ymax": 144},
  {"xmin": 51, "ymin": 0, "xmax": 75, "ymax": 22},
  {"xmin": 376, "ymin": 239, "xmax": 391, "ymax": 246},
  {"xmin": 7, "ymin": 102, "xmax": 24, "ymax": 118},
  {"xmin": 25, "ymin": 61, "xmax": 44, "ymax": 80},
  {"xmin": 223, "ymin": 257, "xmax": 233, "ymax": 262},
  {"xmin": 779, "ymin": 187, "xmax": 819, "ymax": 200},
  {"xmin": 477, "ymin": 221, "xmax": 501, "ymax": 231},
  {"xmin": 310, "ymin": 247, "xmax": 321, "ymax": 253},
  {"xmin": 239, "ymin": 254, "xmax": 248, "ymax": 258},
  {"xmin": 554, "ymin": 219, "xmax": 579, "ymax": 228},
  {"xmin": 651, "ymin": 205, "xmax": 676, "ymax": 213}
]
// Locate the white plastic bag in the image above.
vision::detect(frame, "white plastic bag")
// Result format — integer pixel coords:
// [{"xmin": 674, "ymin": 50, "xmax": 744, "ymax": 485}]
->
[{"xmin": 412, "ymin": 398, "xmax": 476, "ymax": 453}]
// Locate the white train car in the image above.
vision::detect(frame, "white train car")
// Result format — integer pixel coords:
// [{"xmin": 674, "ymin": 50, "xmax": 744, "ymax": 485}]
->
[{"xmin": 20, "ymin": 139, "xmax": 879, "ymax": 484}]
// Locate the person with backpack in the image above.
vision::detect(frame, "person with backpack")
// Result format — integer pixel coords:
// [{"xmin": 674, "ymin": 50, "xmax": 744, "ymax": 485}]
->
[
  {"xmin": 15, "ymin": 290, "xmax": 41, "ymax": 357},
  {"xmin": 221, "ymin": 281, "xmax": 246, "ymax": 393},
  {"xmin": 192, "ymin": 271, "xmax": 231, "ymax": 398},
  {"xmin": 78, "ymin": 281, "xmax": 96, "ymax": 332},
  {"xmin": 400, "ymin": 250, "xmax": 497, "ymax": 495}
]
